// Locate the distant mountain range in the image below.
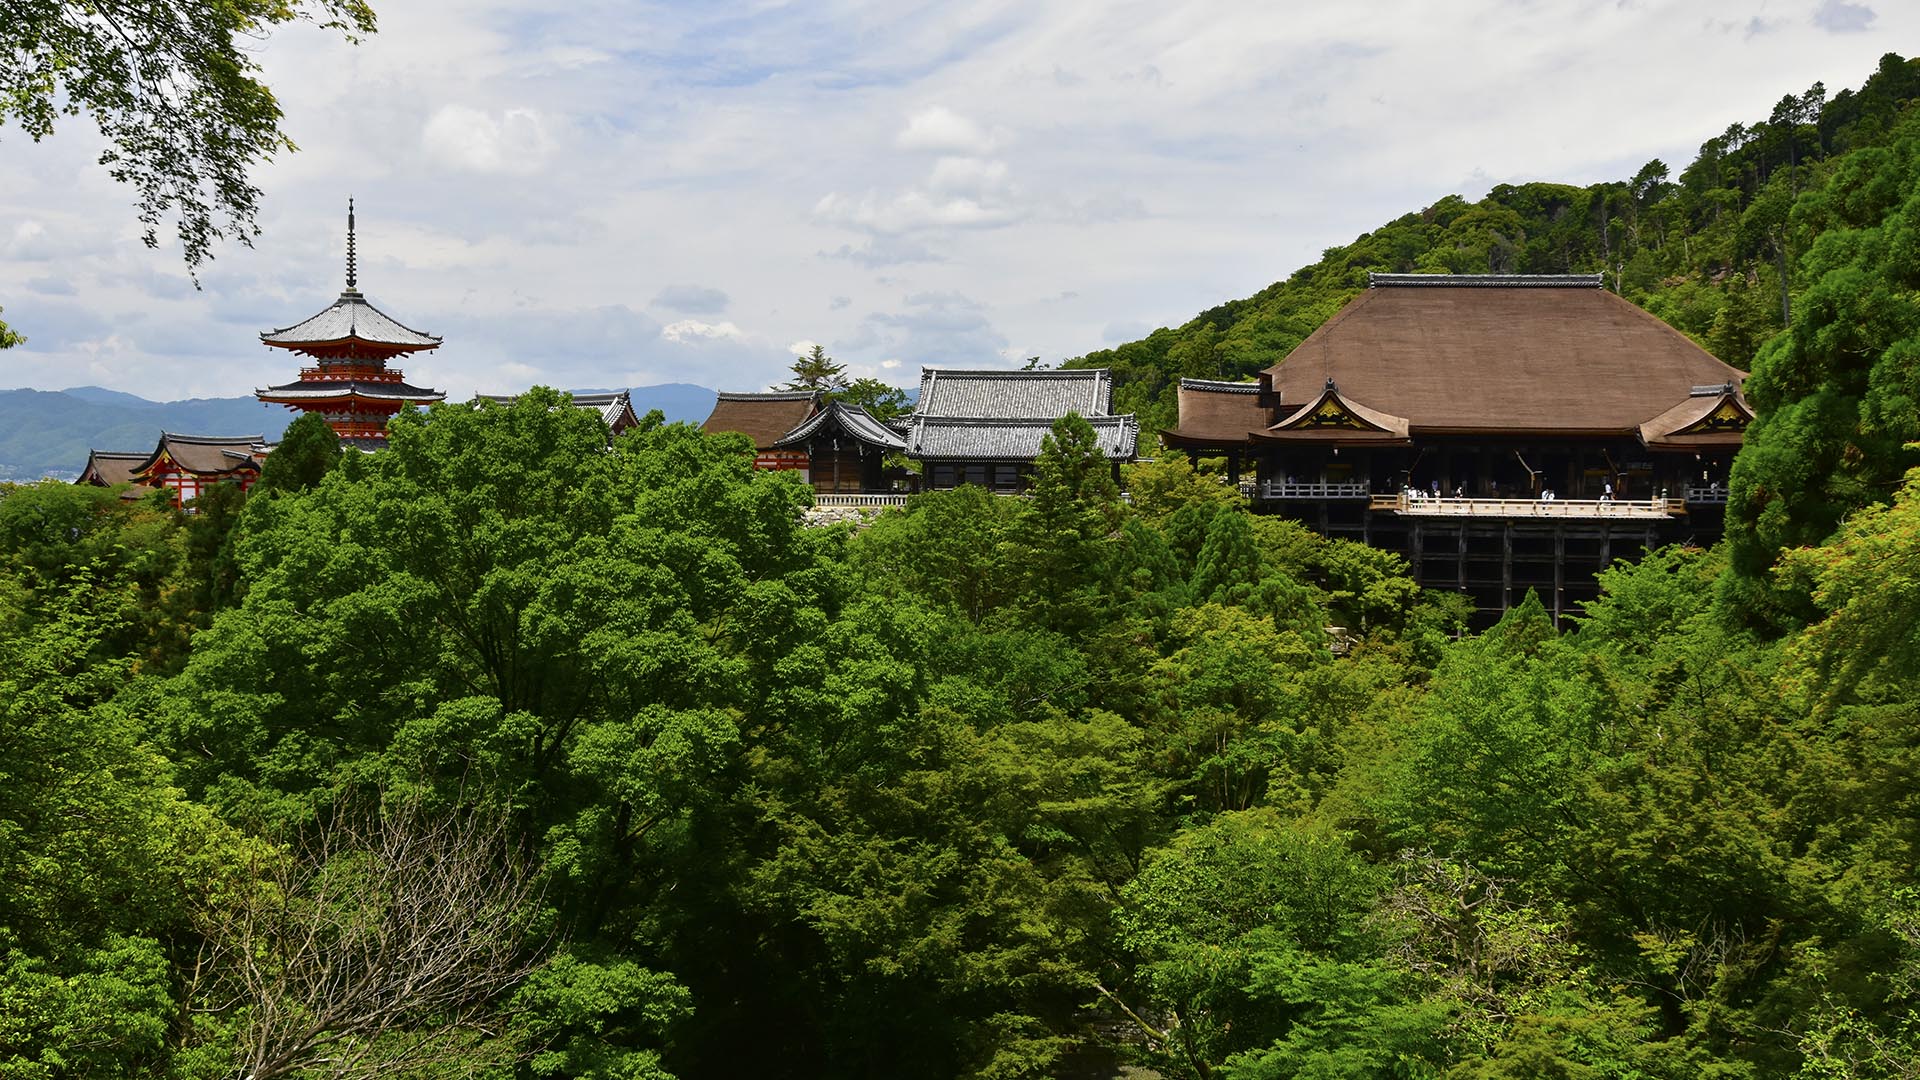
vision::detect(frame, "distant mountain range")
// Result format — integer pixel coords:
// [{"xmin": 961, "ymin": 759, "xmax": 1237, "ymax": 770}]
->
[{"xmin": 0, "ymin": 384, "xmax": 721, "ymax": 481}]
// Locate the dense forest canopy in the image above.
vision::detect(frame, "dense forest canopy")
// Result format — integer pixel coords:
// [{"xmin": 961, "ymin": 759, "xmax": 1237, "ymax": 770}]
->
[{"xmin": 3, "ymin": 55, "xmax": 1920, "ymax": 1080}]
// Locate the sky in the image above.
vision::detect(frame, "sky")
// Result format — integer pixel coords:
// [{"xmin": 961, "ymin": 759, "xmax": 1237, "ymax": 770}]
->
[{"xmin": 0, "ymin": 0, "xmax": 1911, "ymax": 402}]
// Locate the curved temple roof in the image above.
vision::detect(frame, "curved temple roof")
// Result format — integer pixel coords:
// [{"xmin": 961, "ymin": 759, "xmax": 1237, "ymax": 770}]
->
[
  {"xmin": 771, "ymin": 401, "xmax": 906, "ymax": 452},
  {"xmin": 1262, "ymin": 274, "xmax": 1746, "ymax": 437},
  {"xmin": 257, "ymin": 379, "xmax": 446, "ymax": 403},
  {"xmin": 261, "ymin": 290, "xmax": 442, "ymax": 355},
  {"xmin": 131, "ymin": 433, "xmax": 266, "ymax": 479}
]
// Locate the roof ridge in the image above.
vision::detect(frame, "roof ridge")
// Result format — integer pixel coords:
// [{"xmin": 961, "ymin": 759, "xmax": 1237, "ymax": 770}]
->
[
  {"xmin": 919, "ymin": 367, "xmax": 1108, "ymax": 377},
  {"xmin": 160, "ymin": 432, "xmax": 266, "ymax": 443},
  {"xmin": 716, "ymin": 390, "xmax": 819, "ymax": 401},
  {"xmin": 1179, "ymin": 378, "xmax": 1261, "ymax": 392},
  {"xmin": 1368, "ymin": 272, "xmax": 1604, "ymax": 288}
]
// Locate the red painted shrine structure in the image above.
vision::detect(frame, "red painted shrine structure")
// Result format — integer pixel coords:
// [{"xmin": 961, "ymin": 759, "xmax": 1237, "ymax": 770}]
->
[{"xmin": 256, "ymin": 201, "xmax": 444, "ymax": 444}]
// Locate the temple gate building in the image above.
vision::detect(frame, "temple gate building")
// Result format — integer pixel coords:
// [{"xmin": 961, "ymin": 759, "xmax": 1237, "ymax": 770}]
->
[
  {"xmin": 256, "ymin": 201, "xmax": 444, "ymax": 445},
  {"xmin": 1163, "ymin": 273, "xmax": 1750, "ymax": 624},
  {"xmin": 904, "ymin": 368, "xmax": 1137, "ymax": 491}
]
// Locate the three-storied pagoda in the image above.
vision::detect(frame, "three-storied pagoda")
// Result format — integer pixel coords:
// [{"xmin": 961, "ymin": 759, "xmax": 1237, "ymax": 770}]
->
[{"xmin": 257, "ymin": 201, "xmax": 444, "ymax": 444}]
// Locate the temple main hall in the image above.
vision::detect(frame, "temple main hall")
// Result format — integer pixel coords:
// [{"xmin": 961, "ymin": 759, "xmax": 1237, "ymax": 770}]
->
[{"xmin": 1163, "ymin": 273, "xmax": 1751, "ymax": 625}]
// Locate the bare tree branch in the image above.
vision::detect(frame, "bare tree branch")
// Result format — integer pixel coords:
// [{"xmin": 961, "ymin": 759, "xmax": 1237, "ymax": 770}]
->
[{"xmin": 190, "ymin": 796, "xmax": 550, "ymax": 1080}]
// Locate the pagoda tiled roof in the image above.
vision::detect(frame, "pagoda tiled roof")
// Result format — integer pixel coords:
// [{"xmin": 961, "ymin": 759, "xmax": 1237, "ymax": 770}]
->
[
  {"xmin": 770, "ymin": 401, "xmax": 906, "ymax": 452},
  {"xmin": 261, "ymin": 289, "xmax": 441, "ymax": 351},
  {"xmin": 906, "ymin": 414, "xmax": 1138, "ymax": 461},
  {"xmin": 1262, "ymin": 274, "xmax": 1746, "ymax": 437},
  {"xmin": 131, "ymin": 433, "xmax": 266, "ymax": 479},
  {"xmin": 915, "ymin": 368, "xmax": 1113, "ymax": 419},
  {"xmin": 258, "ymin": 379, "xmax": 446, "ymax": 403},
  {"xmin": 701, "ymin": 391, "xmax": 823, "ymax": 450}
]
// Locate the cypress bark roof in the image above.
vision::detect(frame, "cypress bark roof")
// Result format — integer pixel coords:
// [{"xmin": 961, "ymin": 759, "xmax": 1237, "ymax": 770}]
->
[
  {"xmin": 1638, "ymin": 383, "xmax": 1753, "ymax": 449},
  {"xmin": 1258, "ymin": 274, "xmax": 1746, "ymax": 438},
  {"xmin": 1161, "ymin": 379, "xmax": 1275, "ymax": 448},
  {"xmin": 76, "ymin": 450, "xmax": 148, "ymax": 487},
  {"xmin": 700, "ymin": 391, "xmax": 822, "ymax": 450}
]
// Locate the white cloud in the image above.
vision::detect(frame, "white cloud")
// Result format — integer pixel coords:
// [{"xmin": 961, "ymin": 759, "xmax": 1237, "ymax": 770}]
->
[
  {"xmin": 661, "ymin": 319, "xmax": 747, "ymax": 344},
  {"xmin": 787, "ymin": 339, "xmax": 822, "ymax": 356},
  {"xmin": 421, "ymin": 105, "xmax": 553, "ymax": 174},
  {"xmin": 895, "ymin": 105, "xmax": 1001, "ymax": 155},
  {"xmin": 1, "ymin": 0, "xmax": 1915, "ymax": 404}
]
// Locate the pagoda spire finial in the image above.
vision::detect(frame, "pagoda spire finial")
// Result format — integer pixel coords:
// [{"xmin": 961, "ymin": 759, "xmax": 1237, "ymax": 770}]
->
[{"xmin": 345, "ymin": 197, "xmax": 358, "ymax": 292}]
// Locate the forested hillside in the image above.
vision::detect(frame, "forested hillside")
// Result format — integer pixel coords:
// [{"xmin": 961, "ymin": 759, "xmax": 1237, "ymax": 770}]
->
[
  {"xmin": 1070, "ymin": 52, "xmax": 1920, "ymax": 437},
  {"xmin": 5, "ymin": 55, "xmax": 1920, "ymax": 1080}
]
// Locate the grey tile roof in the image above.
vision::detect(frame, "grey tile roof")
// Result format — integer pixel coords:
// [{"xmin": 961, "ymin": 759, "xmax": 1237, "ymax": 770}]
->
[
  {"xmin": 771, "ymin": 401, "xmax": 906, "ymax": 451},
  {"xmin": 906, "ymin": 414, "xmax": 1138, "ymax": 461},
  {"xmin": 915, "ymin": 368, "xmax": 1113, "ymax": 418},
  {"xmin": 258, "ymin": 379, "xmax": 446, "ymax": 402},
  {"xmin": 262, "ymin": 289, "xmax": 442, "ymax": 348},
  {"xmin": 476, "ymin": 390, "xmax": 639, "ymax": 432}
]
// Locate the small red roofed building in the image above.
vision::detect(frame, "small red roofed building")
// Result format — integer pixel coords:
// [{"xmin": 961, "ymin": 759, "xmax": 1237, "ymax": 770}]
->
[
  {"xmin": 127, "ymin": 433, "xmax": 266, "ymax": 507},
  {"xmin": 700, "ymin": 391, "xmax": 825, "ymax": 475},
  {"xmin": 257, "ymin": 200, "xmax": 444, "ymax": 446}
]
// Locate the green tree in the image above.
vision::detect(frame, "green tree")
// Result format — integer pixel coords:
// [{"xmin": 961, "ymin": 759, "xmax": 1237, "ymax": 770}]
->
[
  {"xmin": 255, "ymin": 412, "xmax": 342, "ymax": 495},
  {"xmin": 836, "ymin": 376, "xmax": 912, "ymax": 422},
  {"xmin": 781, "ymin": 344, "xmax": 848, "ymax": 392},
  {"xmin": 1, "ymin": 0, "xmax": 377, "ymax": 273}
]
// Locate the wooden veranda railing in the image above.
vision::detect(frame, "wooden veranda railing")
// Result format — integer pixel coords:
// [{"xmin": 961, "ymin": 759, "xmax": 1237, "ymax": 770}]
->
[
  {"xmin": 1368, "ymin": 492, "xmax": 1684, "ymax": 520},
  {"xmin": 812, "ymin": 493, "xmax": 912, "ymax": 508},
  {"xmin": 1256, "ymin": 481, "xmax": 1372, "ymax": 500}
]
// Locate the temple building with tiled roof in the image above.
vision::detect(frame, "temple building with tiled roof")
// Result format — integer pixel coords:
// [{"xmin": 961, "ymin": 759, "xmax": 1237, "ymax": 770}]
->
[
  {"xmin": 476, "ymin": 390, "xmax": 645, "ymax": 439},
  {"xmin": 257, "ymin": 201, "xmax": 445, "ymax": 446},
  {"xmin": 75, "ymin": 450, "xmax": 150, "ymax": 490},
  {"xmin": 905, "ymin": 367, "xmax": 1137, "ymax": 491},
  {"xmin": 125, "ymin": 432, "xmax": 266, "ymax": 507},
  {"xmin": 1165, "ymin": 273, "xmax": 1750, "ymax": 624}
]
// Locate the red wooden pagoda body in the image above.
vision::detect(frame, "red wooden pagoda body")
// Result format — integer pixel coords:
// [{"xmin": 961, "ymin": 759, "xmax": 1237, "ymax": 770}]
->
[{"xmin": 257, "ymin": 201, "xmax": 444, "ymax": 445}]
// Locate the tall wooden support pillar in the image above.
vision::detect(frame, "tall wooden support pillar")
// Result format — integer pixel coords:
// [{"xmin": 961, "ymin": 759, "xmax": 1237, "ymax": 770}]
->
[
  {"xmin": 1553, "ymin": 526, "xmax": 1565, "ymax": 625},
  {"xmin": 1501, "ymin": 524, "xmax": 1513, "ymax": 611}
]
